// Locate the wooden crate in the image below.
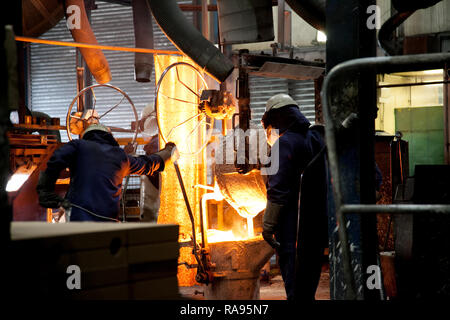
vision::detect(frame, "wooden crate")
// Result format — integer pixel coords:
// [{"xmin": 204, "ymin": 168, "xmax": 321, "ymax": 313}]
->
[{"xmin": 9, "ymin": 222, "xmax": 179, "ymax": 300}]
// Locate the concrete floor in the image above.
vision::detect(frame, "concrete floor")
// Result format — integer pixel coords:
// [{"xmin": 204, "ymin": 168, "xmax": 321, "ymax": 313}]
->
[{"xmin": 179, "ymin": 265, "xmax": 330, "ymax": 300}]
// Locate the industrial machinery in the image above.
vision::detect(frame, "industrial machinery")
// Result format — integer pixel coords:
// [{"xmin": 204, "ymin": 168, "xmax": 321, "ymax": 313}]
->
[
  {"xmin": 153, "ymin": 59, "xmax": 273, "ymax": 299},
  {"xmin": 6, "ymin": 0, "xmax": 450, "ymax": 302},
  {"xmin": 8, "ymin": 82, "xmax": 143, "ymax": 222},
  {"xmin": 66, "ymin": 83, "xmax": 139, "ymax": 144},
  {"xmin": 7, "ymin": 115, "xmax": 65, "ymax": 221}
]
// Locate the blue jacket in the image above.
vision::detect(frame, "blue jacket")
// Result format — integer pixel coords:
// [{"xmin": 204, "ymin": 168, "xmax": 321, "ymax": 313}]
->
[{"xmin": 44, "ymin": 130, "xmax": 164, "ymax": 221}]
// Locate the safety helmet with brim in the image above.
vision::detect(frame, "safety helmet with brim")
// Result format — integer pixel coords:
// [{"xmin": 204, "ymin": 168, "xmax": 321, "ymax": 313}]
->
[
  {"xmin": 81, "ymin": 123, "xmax": 111, "ymax": 138},
  {"xmin": 265, "ymin": 93, "xmax": 299, "ymax": 112}
]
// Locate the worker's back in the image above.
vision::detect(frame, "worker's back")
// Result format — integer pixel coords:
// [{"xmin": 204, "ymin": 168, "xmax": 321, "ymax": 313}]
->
[
  {"xmin": 38, "ymin": 125, "xmax": 170, "ymax": 222},
  {"xmin": 47, "ymin": 130, "xmax": 129, "ymax": 221}
]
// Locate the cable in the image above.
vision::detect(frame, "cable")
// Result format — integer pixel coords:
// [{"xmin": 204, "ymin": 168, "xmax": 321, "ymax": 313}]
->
[{"xmin": 69, "ymin": 203, "xmax": 120, "ymax": 223}]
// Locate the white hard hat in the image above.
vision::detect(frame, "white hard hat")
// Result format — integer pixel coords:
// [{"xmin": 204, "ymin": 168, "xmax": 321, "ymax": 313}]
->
[
  {"xmin": 81, "ymin": 123, "xmax": 111, "ymax": 138},
  {"xmin": 265, "ymin": 93, "xmax": 298, "ymax": 112}
]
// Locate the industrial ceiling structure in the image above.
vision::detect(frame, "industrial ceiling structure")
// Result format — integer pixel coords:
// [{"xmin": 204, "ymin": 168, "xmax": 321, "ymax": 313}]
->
[{"xmin": 1, "ymin": 0, "xmax": 450, "ymax": 306}]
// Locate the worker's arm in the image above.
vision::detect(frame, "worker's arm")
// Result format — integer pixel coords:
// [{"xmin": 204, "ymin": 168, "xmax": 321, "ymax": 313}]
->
[
  {"xmin": 266, "ymin": 138, "xmax": 298, "ymax": 205},
  {"xmin": 36, "ymin": 141, "xmax": 78, "ymax": 209},
  {"xmin": 263, "ymin": 139, "xmax": 298, "ymax": 249},
  {"xmin": 127, "ymin": 142, "xmax": 177, "ymax": 175}
]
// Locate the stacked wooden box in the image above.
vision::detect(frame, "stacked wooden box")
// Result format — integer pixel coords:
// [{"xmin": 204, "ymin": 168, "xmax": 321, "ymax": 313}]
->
[{"xmin": 9, "ymin": 222, "xmax": 179, "ymax": 300}]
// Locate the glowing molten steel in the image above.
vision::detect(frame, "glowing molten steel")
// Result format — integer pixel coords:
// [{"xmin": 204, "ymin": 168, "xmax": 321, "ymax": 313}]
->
[{"xmin": 206, "ymin": 229, "xmax": 262, "ymax": 243}]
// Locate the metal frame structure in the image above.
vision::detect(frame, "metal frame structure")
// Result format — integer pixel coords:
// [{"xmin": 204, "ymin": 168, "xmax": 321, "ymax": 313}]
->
[{"xmin": 321, "ymin": 52, "xmax": 450, "ymax": 299}]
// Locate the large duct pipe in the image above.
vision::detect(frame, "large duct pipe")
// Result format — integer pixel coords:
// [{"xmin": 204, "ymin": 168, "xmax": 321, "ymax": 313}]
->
[
  {"xmin": 285, "ymin": 0, "xmax": 326, "ymax": 31},
  {"xmin": 392, "ymin": 0, "xmax": 442, "ymax": 12},
  {"xmin": 132, "ymin": 0, "xmax": 154, "ymax": 82},
  {"xmin": 378, "ymin": 0, "xmax": 443, "ymax": 56},
  {"xmin": 64, "ymin": 0, "xmax": 111, "ymax": 84},
  {"xmin": 147, "ymin": 0, "xmax": 234, "ymax": 83},
  {"xmin": 378, "ymin": 11, "xmax": 415, "ymax": 56}
]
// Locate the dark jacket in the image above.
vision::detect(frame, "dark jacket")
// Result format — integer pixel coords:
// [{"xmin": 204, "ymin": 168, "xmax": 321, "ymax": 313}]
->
[
  {"xmin": 266, "ymin": 105, "xmax": 328, "ymax": 300},
  {"xmin": 44, "ymin": 130, "xmax": 164, "ymax": 221},
  {"xmin": 266, "ymin": 106, "xmax": 327, "ymax": 246}
]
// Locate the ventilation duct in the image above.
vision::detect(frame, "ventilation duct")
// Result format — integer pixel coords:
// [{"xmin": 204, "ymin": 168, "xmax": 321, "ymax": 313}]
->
[
  {"xmin": 147, "ymin": 0, "xmax": 234, "ymax": 83},
  {"xmin": 285, "ymin": 0, "xmax": 325, "ymax": 31},
  {"xmin": 132, "ymin": 0, "xmax": 154, "ymax": 82},
  {"xmin": 216, "ymin": 0, "xmax": 274, "ymax": 45},
  {"xmin": 22, "ymin": 0, "xmax": 64, "ymax": 37},
  {"xmin": 64, "ymin": 0, "xmax": 112, "ymax": 84}
]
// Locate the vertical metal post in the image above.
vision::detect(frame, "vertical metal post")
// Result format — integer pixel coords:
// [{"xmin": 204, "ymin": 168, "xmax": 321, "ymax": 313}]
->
[
  {"xmin": 236, "ymin": 50, "xmax": 250, "ymax": 173},
  {"xmin": 358, "ymin": 0, "xmax": 380, "ymax": 301},
  {"xmin": 444, "ymin": 64, "xmax": 450, "ymax": 164},
  {"xmin": 284, "ymin": 10, "xmax": 292, "ymax": 48},
  {"xmin": 2, "ymin": 0, "xmax": 21, "ymax": 294},
  {"xmin": 76, "ymin": 56, "xmax": 85, "ymax": 113},
  {"xmin": 325, "ymin": 0, "xmax": 380, "ymax": 300},
  {"xmin": 76, "ymin": 0, "xmax": 94, "ymax": 109},
  {"xmin": 277, "ymin": 0, "xmax": 285, "ymax": 51},
  {"xmin": 202, "ymin": 0, "xmax": 209, "ymax": 40},
  {"xmin": 193, "ymin": 0, "xmax": 201, "ymax": 30}
]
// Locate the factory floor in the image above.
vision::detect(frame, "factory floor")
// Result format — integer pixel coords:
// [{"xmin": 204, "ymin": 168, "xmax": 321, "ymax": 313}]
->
[{"xmin": 178, "ymin": 263, "xmax": 330, "ymax": 300}]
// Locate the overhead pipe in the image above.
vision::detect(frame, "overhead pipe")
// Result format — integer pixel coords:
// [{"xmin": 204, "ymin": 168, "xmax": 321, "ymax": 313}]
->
[
  {"xmin": 391, "ymin": 0, "xmax": 442, "ymax": 12},
  {"xmin": 378, "ymin": 11, "xmax": 416, "ymax": 56},
  {"xmin": 64, "ymin": 0, "xmax": 111, "ymax": 84},
  {"xmin": 378, "ymin": 0, "xmax": 443, "ymax": 56},
  {"xmin": 147, "ymin": 0, "xmax": 234, "ymax": 83},
  {"xmin": 132, "ymin": 0, "xmax": 154, "ymax": 82},
  {"xmin": 285, "ymin": 0, "xmax": 326, "ymax": 31}
]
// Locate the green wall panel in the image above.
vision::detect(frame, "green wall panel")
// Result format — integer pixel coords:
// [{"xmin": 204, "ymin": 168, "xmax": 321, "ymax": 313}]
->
[{"xmin": 395, "ymin": 106, "xmax": 445, "ymax": 176}]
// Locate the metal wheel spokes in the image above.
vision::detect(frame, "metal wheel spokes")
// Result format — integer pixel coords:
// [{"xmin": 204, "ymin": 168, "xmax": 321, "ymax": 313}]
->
[
  {"xmin": 166, "ymin": 112, "xmax": 204, "ymax": 141},
  {"xmin": 66, "ymin": 84, "xmax": 139, "ymax": 144},
  {"xmin": 159, "ymin": 91, "xmax": 199, "ymax": 105},
  {"xmin": 174, "ymin": 65, "xmax": 206, "ymax": 98},
  {"xmin": 155, "ymin": 62, "xmax": 215, "ymax": 156},
  {"xmin": 186, "ymin": 114, "xmax": 213, "ymax": 155},
  {"xmin": 98, "ymin": 95, "xmax": 126, "ymax": 120}
]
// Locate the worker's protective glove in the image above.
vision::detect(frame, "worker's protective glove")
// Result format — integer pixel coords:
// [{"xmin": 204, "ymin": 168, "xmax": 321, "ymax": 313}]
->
[
  {"xmin": 36, "ymin": 171, "xmax": 63, "ymax": 209},
  {"xmin": 124, "ymin": 142, "xmax": 137, "ymax": 155},
  {"xmin": 155, "ymin": 142, "xmax": 179, "ymax": 163},
  {"xmin": 262, "ymin": 201, "xmax": 282, "ymax": 250}
]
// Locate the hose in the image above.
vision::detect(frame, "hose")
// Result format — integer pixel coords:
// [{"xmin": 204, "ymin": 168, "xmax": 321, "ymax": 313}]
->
[
  {"xmin": 173, "ymin": 161, "xmax": 209, "ymax": 282},
  {"xmin": 66, "ymin": 202, "xmax": 120, "ymax": 222}
]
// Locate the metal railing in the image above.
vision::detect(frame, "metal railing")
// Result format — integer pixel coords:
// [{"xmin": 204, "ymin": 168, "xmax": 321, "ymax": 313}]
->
[{"xmin": 321, "ymin": 52, "xmax": 450, "ymax": 299}]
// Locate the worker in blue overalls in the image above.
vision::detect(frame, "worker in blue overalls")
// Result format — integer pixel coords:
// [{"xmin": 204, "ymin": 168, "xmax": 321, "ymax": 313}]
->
[{"xmin": 36, "ymin": 123, "xmax": 176, "ymax": 222}]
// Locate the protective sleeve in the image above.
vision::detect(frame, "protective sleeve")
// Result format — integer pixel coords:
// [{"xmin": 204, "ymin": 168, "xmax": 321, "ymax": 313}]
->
[{"xmin": 127, "ymin": 154, "xmax": 165, "ymax": 176}]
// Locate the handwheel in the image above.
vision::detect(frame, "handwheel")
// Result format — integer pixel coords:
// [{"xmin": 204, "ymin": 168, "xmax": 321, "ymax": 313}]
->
[
  {"xmin": 154, "ymin": 62, "xmax": 215, "ymax": 156},
  {"xmin": 67, "ymin": 84, "xmax": 140, "ymax": 222},
  {"xmin": 66, "ymin": 83, "xmax": 139, "ymax": 145}
]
